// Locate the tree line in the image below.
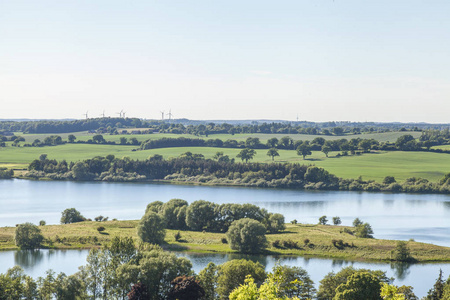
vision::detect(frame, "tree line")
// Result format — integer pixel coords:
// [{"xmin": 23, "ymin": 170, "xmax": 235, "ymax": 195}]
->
[
  {"xmin": 26, "ymin": 154, "xmax": 450, "ymax": 194},
  {"xmin": 2, "ymin": 235, "xmax": 449, "ymax": 299}
]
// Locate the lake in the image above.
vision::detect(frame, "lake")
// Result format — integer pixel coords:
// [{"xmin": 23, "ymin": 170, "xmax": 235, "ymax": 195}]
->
[
  {"xmin": 0, "ymin": 249, "xmax": 448, "ymax": 298},
  {"xmin": 1, "ymin": 179, "xmax": 449, "ymax": 245}
]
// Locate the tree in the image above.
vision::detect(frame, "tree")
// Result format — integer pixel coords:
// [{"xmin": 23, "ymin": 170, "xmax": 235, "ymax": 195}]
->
[
  {"xmin": 161, "ymin": 198, "xmax": 188, "ymax": 229},
  {"xmin": 217, "ymin": 259, "xmax": 266, "ymax": 299},
  {"xmin": 332, "ymin": 217, "xmax": 342, "ymax": 226},
  {"xmin": 15, "ymin": 223, "xmax": 44, "ymax": 249},
  {"xmin": 267, "ymin": 148, "xmax": 280, "ymax": 161},
  {"xmin": 321, "ymin": 145, "xmax": 331, "ymax": 157},
  {"xmin": 236, "ymin": 148, "xmax": 256, "ymax": 163},
  {"xmin": 167, "ymin": 276, "xmax": 205, "ymax": 300},
  {"xmin": 380, "ymin": 283, "xmax": 407, "ymax": 300},
  {"xmin": 226, "ymin": 218, "xmax": 267, "ymax": 253},
  {"xmin": 279, "ymin": 136, "xmax": 294, "ymax": 149},
  {"xmin": 265, "ymin": 213, "xmax": 286, "ymax": 233},
  {"xmin": 317, "ymin": 267, "xmax": 389, "ymax": 300},
  {"xmin": 137, "ymin": 211, "xmax": 166, "ymax": 244},
  {"xmin": 60, "ymin": 208, "xmax": 85, "ymax": 224},
  {"xmin": 383, "ymin": 176, "xmax": 396, "ymax": 185},
  {"xmin": 266, "ymin": 137, "xmax": 279, "ymax": 148},
  {"xmin": 145, "ymin": 201, "xmax": 164, "ymax": 214},
  {"xmin": 334, "ymin": 272, "xmax": 382, "ymax": 300},
  {"xmin": 198, "ymin": 262, "xmax": 218, "ymax": 300},
  {"xmin": 355, "ymin": 223, "xmax": 374, "ymax": 238},
  {"xmin": 68, "ymin": 134, "xmax": 76, "ymax": 143},
  {"xmin": 92, "ymin": 134, "xmax": 105, "ymax": 144},
  {"xmin": 71, "ymin": 161, "xmax": 92, "ymax": 180},
  {"xmin": 318, "ymin": 215, "xmax": 328, "ymax": 225},
  {"xmin": 270, "ymin": 264, "xmax": 316, "ymax": 299},
  {"xmin": 185, "ymin": 200, "xmax": 218, "ymax": 231},
  {"xmin": 352, "ymin": 218, "xmax": 363, "ymax": 227},
  {"xmin": 119, "ymin": 137, "xmax": 127, "ymax": 145},
  {"xmin": 296, "ymin": 143, "xmax": 312, "ymax": 159},
  {"xmin": 394, "ymin": 241, "xmax": 413, "ymax": 262},
  {"xmin": 425, "ymin": 269, "xmax": 445, "ymax": 300}
]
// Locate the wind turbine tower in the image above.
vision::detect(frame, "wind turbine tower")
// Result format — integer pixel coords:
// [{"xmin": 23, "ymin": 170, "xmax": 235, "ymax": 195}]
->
[
  {"xmin": 83, "ymin": 111, "xmax": 88, "ymax": 119},
  {"xmin": 167, "ymin": 109, "xmax": 173, "ymax": 121},
  {"xmin": 160, "ymin": 111, "xmax": 165, "ymax": 121}
]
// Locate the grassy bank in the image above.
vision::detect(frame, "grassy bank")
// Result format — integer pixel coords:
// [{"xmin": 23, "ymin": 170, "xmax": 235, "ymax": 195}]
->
[{"xmin": 1, "ymin": 221, "xmax": 449, "ymax": 263}]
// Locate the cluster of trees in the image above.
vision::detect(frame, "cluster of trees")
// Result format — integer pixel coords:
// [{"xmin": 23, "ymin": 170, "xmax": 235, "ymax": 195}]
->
[
  {"xmin": 143, "ymin": 199, "xmax": 285, "ymax": 234},
  {"xmin": 5, "ymin": 235, "xmax": 450, "ymax": 300}
]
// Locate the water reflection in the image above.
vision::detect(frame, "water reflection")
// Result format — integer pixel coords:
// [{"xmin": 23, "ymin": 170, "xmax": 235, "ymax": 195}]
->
[
  {"xmin": 14, "ymin": 250, "xmax": 45, "ymax": 269},
  {"xmin": 391, "ymin": 262, "xmax": 411, "ymax": 280}
]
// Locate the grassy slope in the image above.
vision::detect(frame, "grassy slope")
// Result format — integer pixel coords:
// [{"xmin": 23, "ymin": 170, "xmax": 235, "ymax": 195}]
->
[{"xmin": 0, "ymin": 221, "xmax": 448, "ymax": 263}]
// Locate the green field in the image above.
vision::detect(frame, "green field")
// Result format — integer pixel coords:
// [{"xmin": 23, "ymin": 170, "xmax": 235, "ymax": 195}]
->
[
  {"xmin": 1, "ymin": 141, "xmax": 450, "ymax": 182},
  {"xmin": 1, "ymin": 221, "xmax": 449, "ymax": 262},
  {"xmin": 14, "ymin": 130, "xmax": 420, "ymax": 144}
]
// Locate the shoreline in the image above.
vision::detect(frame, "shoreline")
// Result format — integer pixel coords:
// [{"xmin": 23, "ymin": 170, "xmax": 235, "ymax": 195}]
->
[{"xmin": 2, "ymin": 221, "xmax": 450, "ymax": 264}]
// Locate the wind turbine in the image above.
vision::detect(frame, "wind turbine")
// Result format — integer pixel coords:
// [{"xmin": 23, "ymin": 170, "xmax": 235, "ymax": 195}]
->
[
  {"xmin": 122, "ymin": 111, "xmax": 126, "ymax": 118},
  {"xmin": 100, "ymin": 110, "xmax": 106, "ymax": 118},
  {"xmin": 83, "ymin": 111, "xmax": 88, "ymax": 119},
  {"xmin": 167, "ymin": 109, "xmax": 173, "ymax": 121},
  {"xmin": 160, "ymin": 111, "xmax": 165, "ymax": 121}
]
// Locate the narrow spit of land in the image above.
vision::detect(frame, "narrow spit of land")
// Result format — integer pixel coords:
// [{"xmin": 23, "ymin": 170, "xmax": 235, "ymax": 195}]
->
[{"xmin": 1, "ymin": 221, "xmax": 449, "ymax": 263}]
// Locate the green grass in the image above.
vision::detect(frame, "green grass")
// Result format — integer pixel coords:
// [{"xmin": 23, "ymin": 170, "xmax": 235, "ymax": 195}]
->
[
  {"xmin": 2, "ymin": 142, "xmax": 450, "ymax": 182},
  {"xmin": 1, "ymin": 221, "xmax": 449, "ymax": 262},
  {"xmin": 14, "ymin": 131, "xmax": 420, "ymax": 144},
  {"xmin": 432, "ymin": 145, "xmax": 450, "ymax": 150}
]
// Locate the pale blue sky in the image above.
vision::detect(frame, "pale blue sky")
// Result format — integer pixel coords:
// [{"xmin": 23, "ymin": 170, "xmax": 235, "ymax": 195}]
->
[{"xmin": 1, "ymin": 0, "xmax": 449, "ymax": 122}]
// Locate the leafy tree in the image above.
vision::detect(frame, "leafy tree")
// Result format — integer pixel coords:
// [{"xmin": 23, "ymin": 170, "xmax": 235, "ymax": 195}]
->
[
  {"xmin": 60, "ymin": 208, "xmax": 85, "ymax": 224},
  {"xmin": 352, "ymin": 218, "xmax": 363, "ymax": 227},
  {"xmin": 270, "ymin": 264, "xmax": 316, "ymax": 299},
  {"xmin": 198, "ymin": 262, "xmax": 218, "ymax": 300},
  {"xmin": 296, "ymin": 143, "xmax": 312, "ymax": 159},
  {"xmin": 267, "ymin": 148, "xmax": 280, "ymax": 161},
  {"xmin": 318, "ymin": 215, "xmax": 328, "ymax": 225},
  {"xmin": 226, "ymin": 218, "xmax": 268, "ymax": 253},
  {"xmin": 127, "ymin": 282, "xmax": 150, "ymax": 300},
  {"xmin": 279, "ymin": 136, "xmax": 294, "ymax": 149},
  {"xmin": 266, "ymin": 137, "xmax": 279, "ymax": 148},
  {"xmin": 394, "ymin": 241, "xmax": 413, "ymax": 262},
  {"xmin": 383, "ymin": 176, "xmax": 397, "ymax": 185},
  {"xmin": 236, "ymin": 148, "xmax": 256, "ymax": 163},
  {"xmin": 71, "ymin": 161, "xmax": 92, "ymax": 180},
  {"xmin": 321, "ymin": 145, "xmax": 332, "ymax": 157},
  {"xmin": 355, "ymin": 223, "xmax": 374, "ymax": 238},
  {"xmin": 119, "ymin": 137, "xmax": 127, "ymax": 145},
  {"xmin": 332, "ymin": 217, "xmax": 342, "ymax": 226},
  {"xmin": 185, "ymin": 200, "xmax": 218, "ymax": 231},
  {"xmin": 317, "ymin": 267, "xmax": 389, "ymax": 300},
  {"xmin": 380, "ymin": 283, "xmax": 407, "ymax": 300},
  {"xmin": 397, "ymin": 286, "xmax": 418, "ymax": 300},
  {"xmin": 92, "ymin": 134, "xmax": 105, "ymax": 144},
  {"xmin": 68, "ymin": 134, "xmax": 76, "ymax": 143},
  {"xmin": 161, "ymin": 198, "xmax": 188, "ymax": 229},
  {"xmin": 167, "ymin": 276, "xmax": 205, "ymax": 300},
  {"xmin": 145, "ymin": 201, "xmax": 164, "ymax": 214},
  {"xmin": 15, "ymin": 223, "xmax": 44, "ymax": 249},
  {"xmin": 265, "ymin": 213, "xmax": 286, "ymax": 233},
  {"xmin": 334, "ymin": 272, "xmax": 382, "ymax": 300},
  {"xmin": 217, "ymin": 259, "xmax": 266, "ymax": 299},
  {"xmin": 137, "ymin": 211, "xmax": 166, "ymax": 244}
]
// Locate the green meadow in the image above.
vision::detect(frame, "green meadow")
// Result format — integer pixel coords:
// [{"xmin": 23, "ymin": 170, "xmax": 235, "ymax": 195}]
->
[
  {"xmin": 14, "ymin": 130, "xmax": 421, "ymax": 144},
  {"xmin": 1, "ymin": 141, "xmax": 450, "ymax": 182}
]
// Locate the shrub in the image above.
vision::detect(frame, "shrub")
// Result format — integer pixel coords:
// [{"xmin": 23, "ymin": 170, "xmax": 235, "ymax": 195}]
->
[
  {"xmin": 174, "ymin": 231, "xmax": 182, "ymax": 241},
  {"xmin": 304, "ymin": 238, "xmax": 310, "ymax": 246},
  {"xmin": 97, "ymin": 226, "xmax": 105, "ymax": 232},
  {"xmin": 272, "ymin": 240, "xmax": 281, "ymax": 248},
  {"xmin": 226, "ymin": 218, "xmax": 267, "ymax": 253},
  {"xmin": 15, "ymin": 223, "xmax": 44, "ymax": 249},
  {"xmin": 221, "ymin": 237, "xmax": 228, "ymax": 244},
  {"xmin": 39, "ymin": 220, "xmax": 46, "ymax": 226},
  {"xmin": 318, "ymin": 215, "xmax": 328, "ymax": 225},
  {"xmin": 394, "ymin": 241, "xmax": 413, "ymax": 262},
  {"xmin": 291, "ymin": 219, "xmax": 298, "ymax": 224},
  {"xmin": 60, "ymin": 208, "xmax": 85, "ymax": 224}
]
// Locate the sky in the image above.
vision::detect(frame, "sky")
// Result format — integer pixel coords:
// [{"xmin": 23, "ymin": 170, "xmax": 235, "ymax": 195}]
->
[{"xmin": 1, "ymin": 0, "xmax": 449, "ymax": 122}]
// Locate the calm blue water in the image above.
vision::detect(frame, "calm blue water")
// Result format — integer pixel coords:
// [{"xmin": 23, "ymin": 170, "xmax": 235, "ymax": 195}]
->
[
  {"xmin": 1, "ymin": 179, "xmax": 449, "ymax": 245},
  {"xmin": 0, "ymin": 249, "xmax": 448, "ymax": 298}
]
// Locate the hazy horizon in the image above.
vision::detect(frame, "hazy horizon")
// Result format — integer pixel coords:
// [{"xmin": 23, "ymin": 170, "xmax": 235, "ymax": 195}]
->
[{"xmin": 1, "ymin": 1, "xmax": 449, "ymax": 122}]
